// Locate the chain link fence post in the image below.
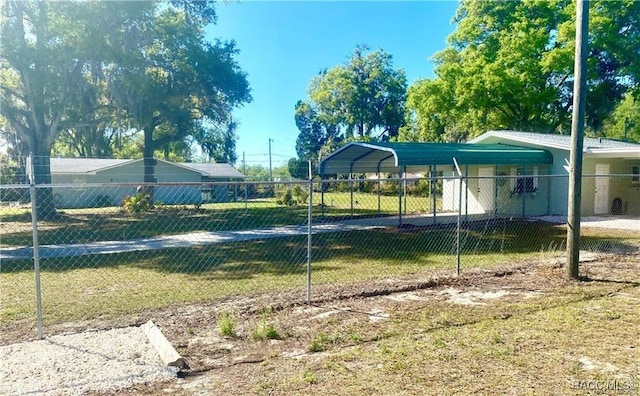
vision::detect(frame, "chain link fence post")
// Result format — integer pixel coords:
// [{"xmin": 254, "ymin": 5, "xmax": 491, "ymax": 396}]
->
[
  {"xmin": 28, "ymin": 154, "xmax": 44, "ymax": 339},
  {"xmin": 306, "ymin": 161, "xmax": 313, "ymax": 303}
]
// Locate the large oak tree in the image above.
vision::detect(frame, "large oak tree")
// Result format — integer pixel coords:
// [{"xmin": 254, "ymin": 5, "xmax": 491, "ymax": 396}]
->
[
  {"xmin": 307, "ymin": 46, "xmax": 407, "ymax": 142},
  {"xmin": 1, "ymin": 0, "xmax": 251, "ymax": 215},
  {"xmin": 404, "ymin": 0, "xmax": 640, "ymax": 142},
  {"xmin": 108, "ymin": 6, "xmax": 251, "ymax": 193},
  {"xmin": 291, "ymin": 46, "xmax": 406, "ymax": 174},
  {"xmin": 1, "ymin": 1, "xmax": 150, "ymax": 218}
]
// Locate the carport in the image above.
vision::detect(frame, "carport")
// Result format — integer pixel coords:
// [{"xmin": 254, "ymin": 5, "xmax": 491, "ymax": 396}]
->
[{"xmin": 318, "ymin": 142, "xmax": 553, "ymax": 225}]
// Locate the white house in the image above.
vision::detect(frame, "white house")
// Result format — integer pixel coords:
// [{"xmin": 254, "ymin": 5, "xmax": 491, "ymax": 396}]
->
[
  {"xmin": 318, "ymin": 131, "xmax": 640, "ymax": 219},
  {"xmin": 43, "ymin": 158, "xmax": 245, "ymax": 208},
  {"xmin": 471, "ymin": 131, "xmax": 640, "ymax": 216}
]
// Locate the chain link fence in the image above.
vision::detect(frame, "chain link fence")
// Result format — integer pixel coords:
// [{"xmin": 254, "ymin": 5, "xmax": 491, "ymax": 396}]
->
[{"xmin": 2, "ymin": 173, "xmax": 639, "ymax": 338}]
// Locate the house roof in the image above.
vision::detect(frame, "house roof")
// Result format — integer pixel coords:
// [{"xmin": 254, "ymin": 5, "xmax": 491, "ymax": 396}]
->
[
  {"xmin": 470, "ymin": 130, "xmax": 640, "ymax": 156},
  {"xmin": 47, "ymin": 158, "xmax": 244, "ymax": 179},
  {"xmin": 50, "ymin": 158, "xmax": 133, "ymax": 174},
  {"xmin": 178, "ymin": 162, "xmax": 245, "ymax": 179},
  {"xmin": 318, "ymin": 142, "xmax": 553, "ymax": 175}
]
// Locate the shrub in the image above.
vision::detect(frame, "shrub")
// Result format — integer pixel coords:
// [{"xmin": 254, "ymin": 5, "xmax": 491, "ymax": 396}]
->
[
  {"xmin": 275, "ymin": 185, "xmax": 293, "ymax": 206},
  {"xmin": 292, "ymin": 184, "xmax": 308, "ymax": 205},
  {"xmin": 122, "ymin": 193, "xmax": 152, "ymax": 213},
  {"xmin": 218, "ymin": 311, "xmax": 237, "ymax": 337},
  {"xmin": 252, "ymin": 312, "xmax": 280, "ymax": 341},
  {"xmin": 413, "ymin": 179, "xmax": 430, "ymax": 197},
  {"xmin": 275, "ymin": 184, "xmax": 308, "ymax": 206},
  {"xmin": 379, "ymin": 180, "xmax": 399, "ymax": 195},
  {"xmin": 308, "ymin": 332, "xmax": 330, "ymax": 352}
]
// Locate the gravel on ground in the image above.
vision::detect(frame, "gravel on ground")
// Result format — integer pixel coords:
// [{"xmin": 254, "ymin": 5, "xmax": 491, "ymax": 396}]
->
[{"xmin": 0, "ymin": 326, "xmax": 177, "ymax": 396}]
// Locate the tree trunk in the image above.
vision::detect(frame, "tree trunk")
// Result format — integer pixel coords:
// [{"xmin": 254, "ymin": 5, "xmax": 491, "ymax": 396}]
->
[
  {"xmin": 142, "ymin": 125, "xmax": 156, "ymax": 202},
  {"xmin": 31, "ymin": 144, "xmax": 57, "ymax": 220}
]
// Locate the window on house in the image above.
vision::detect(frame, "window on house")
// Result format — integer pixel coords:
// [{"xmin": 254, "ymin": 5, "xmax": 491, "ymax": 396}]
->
[
  {"xmin": 514, "ymin": 178, "xmax": 534, "ymax": 194},
  {"xmin": 510, "ymin": 166, "xmax": 538, "ymax": 195},
  {"xmin": 633, "ymin": 166, "xmax": 639, "ymax": 183}
]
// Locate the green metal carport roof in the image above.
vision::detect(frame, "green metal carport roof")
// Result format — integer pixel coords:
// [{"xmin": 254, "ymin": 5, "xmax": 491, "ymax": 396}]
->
[{"xmin": 318, "ymin": 142, "xmax": 553, "ymax": 175}]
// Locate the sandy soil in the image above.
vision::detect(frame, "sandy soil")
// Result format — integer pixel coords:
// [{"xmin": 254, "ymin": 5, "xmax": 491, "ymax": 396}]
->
[{"xmin": 2, "ymin": 250, "xmax": 637, "ymax": 395}]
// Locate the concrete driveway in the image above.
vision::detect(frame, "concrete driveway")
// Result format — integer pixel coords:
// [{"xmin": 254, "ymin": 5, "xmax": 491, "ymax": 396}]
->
[
  {"xmin": 534, "ymin": 215, "xmax": 640, "ymax": 231},
  {"xmin": 1, "ymin": 214, "xmax": 637, "ymax": 261}
]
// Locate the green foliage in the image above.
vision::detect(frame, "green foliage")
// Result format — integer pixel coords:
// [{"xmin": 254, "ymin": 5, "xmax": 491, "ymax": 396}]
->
[
  {"xmin": 300, "ymin": 370, "xmax": 317, "ymax": 384},
  {"xmin": 0, "ymin": 154, "xmax": 25, "ymax": 201},
  {"xmin": 275, "ymin": 186, "xmax": 293, "ymax": 206},
  {"xmin": 406, "ymin": 0, "xmax": 640, "ymax": 141},
  {"xmin": 272, "ymin": 164, "xmax": 292, "ymax": 181},
  {"xmin": 413, "ymin": 179, "xmax": 431, "ymax": 197},
  {"xmin": 292, "ymin": 184, "xmax": 309, "ymax": 205},
  {"xmin": 242, "ymin": 164, "xmax": 269, "ymax": 181},
  {"xmin": 240, "ymin": 164, "xmax": 290, "ymax": 182},
  {"xmin": 309, "ymin": 332, "xmax": 331, "ymax": 353},
  {"xmin": 601, "ymin": 92, "xmax": 640, "ymax": 142},
  {"xmin": 194, "ymin": 120, "xmax": 239, "ymax": 165},
  {"xmin": 294, "ymin": 100, "xmax": 342, "ymax": 164},
  {"xmin": 1, "ymin": 1, "xmax": 153, "ymax": 218},
  {"xmin": 218, "ymin": 311, "xmax": 237, "ymax": 337},
  {"xmin": 288, "ymin": 157, "xmax": 310, "ymax": 180},
  {"xmin": 110, "ymin": 5, "xmax": 251, "ymax": 182},
  {"xmin": 122, "ymin": 193, "xmax": 152, "ymax": 214},
  {"xmin": 252, "ymin": 312, "xmax": 280, "ymax": 341},
  {"xmin": 275, "ymin": 184, "xmax": 308, "ymax": 206},
  {"xmin": 308, "ymin": 46, "xmax": 407, "ymax": 141},
  {"xmin": 379, "ymin": 180, "xmax": 399, "ymax": 196},
  {"xmin": 292, "ymin": 45, "xmax": 406, "ymax": 167},
  {"xmin": 1, "ymin": 0, "xmax": 251, "ymax": 209}
]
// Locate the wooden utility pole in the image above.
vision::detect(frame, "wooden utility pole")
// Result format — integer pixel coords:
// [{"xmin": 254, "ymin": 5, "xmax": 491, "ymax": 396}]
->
[
  {"xmin": 566, "ymin": 0, "xmax": 589, "ymax": 279},
  {"xmin": 268, "ymin": 138, "xmax": 273, "ymax": 181},
  {"xmin": 242, "ymin": 151, "xmax": 246, "ymax": 175}
]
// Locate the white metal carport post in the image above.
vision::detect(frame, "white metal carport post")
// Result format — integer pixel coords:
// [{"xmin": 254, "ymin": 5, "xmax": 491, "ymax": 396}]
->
[
  {"xmin": 431, "ymin": 165, "xmax": 437, "ymax": 224},
  {"xmin": 464, "ymin": 164, "xmax": 469, "ymax": 222},
  {"xmin": 398, "ymin": 167, "xmax": 405, "ymax": 228},
  {"xmin": 521, "ymin": 164, "xmax": 527, "ymax": 217},
  {"xmin": 453, "ymin": 157, "xmax": 463, "ymax": 276},
  {"xmin": 377, "ymin": 172, "xmax": 381, "ymax": 214},
  {"xmin": 350, "ymin": 172, "xmax": 354, "ymax": 217},
  {"xmin": 494, "ymin": 165, "xmax": 499, "ymax": 217}
]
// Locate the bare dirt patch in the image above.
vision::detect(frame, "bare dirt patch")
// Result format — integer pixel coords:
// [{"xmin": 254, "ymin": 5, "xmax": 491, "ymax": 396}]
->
[{"xmin": 2, "ymin": 255, "xmax": 639, "ymax": 395}]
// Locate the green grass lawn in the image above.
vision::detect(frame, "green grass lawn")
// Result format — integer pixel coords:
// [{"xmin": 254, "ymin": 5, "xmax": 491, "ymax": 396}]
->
[
  {"xmin": 316, "ymin": 191, "xmax": 441, "ymax": 214},
  {"xmin": 2, "ymin": 222, "xmax": 636, "ymax": 326},
  {"xmin": 261, "ymin": 279, "xmax": 640, "ymax": 395},
  {"xmin": 0, "ymin": 191, "xmax": 442, "ymax": 247}
]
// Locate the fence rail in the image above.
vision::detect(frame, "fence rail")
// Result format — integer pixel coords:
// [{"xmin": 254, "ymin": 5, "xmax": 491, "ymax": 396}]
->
[{"xmin": 1, "ymin": 174, "xmax": 639, "ymax": 339}]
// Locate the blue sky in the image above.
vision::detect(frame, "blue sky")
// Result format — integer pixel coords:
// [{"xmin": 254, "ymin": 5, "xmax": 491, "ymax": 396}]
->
[{"xmin": 208, "ymin": 1, "xmax": 460, "ymax": 168}]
